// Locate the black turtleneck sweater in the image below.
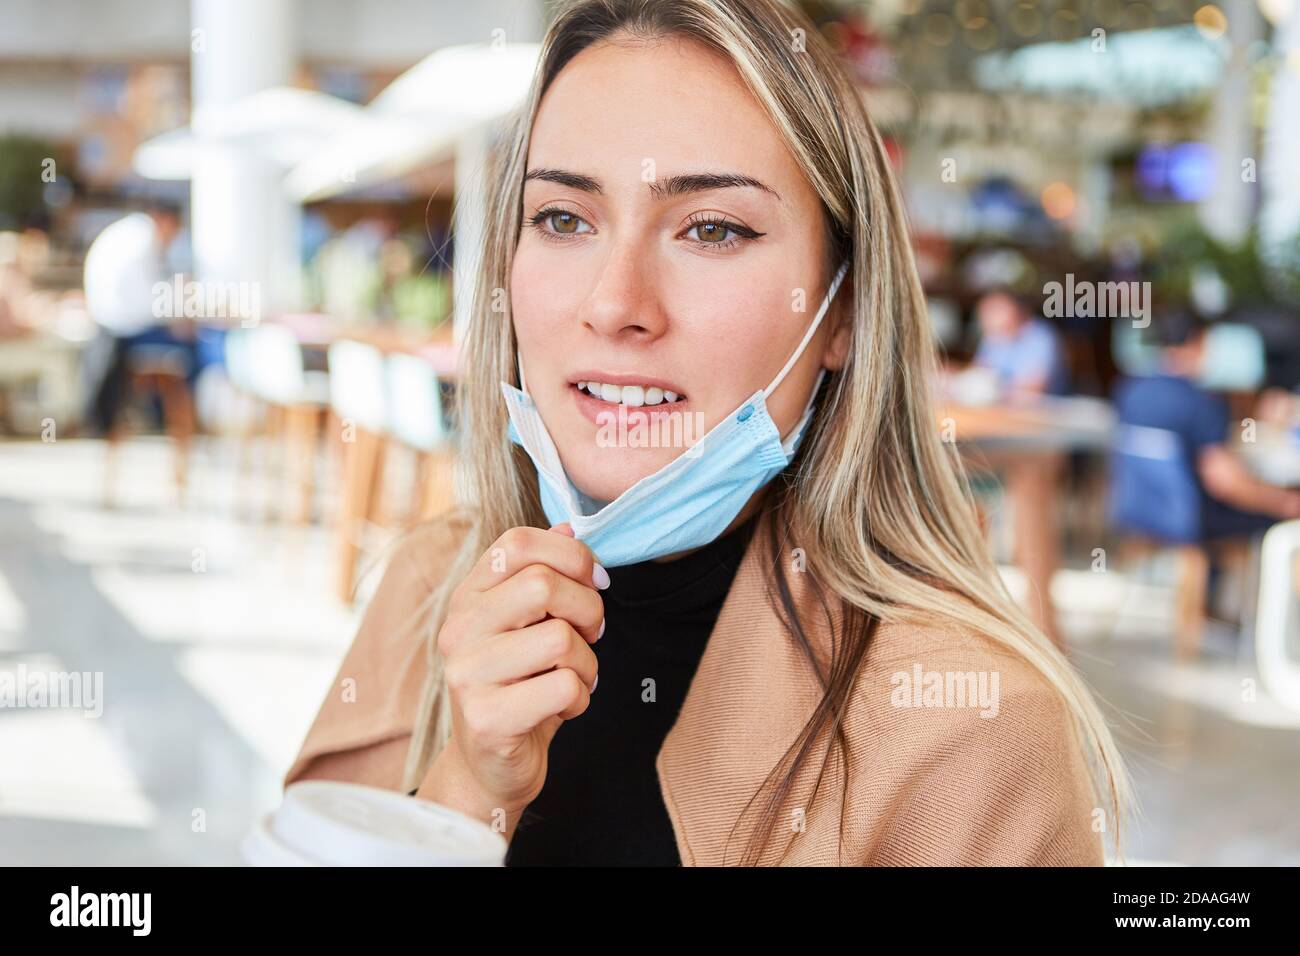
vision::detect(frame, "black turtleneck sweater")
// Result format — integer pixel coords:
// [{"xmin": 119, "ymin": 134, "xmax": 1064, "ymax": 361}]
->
[{"xmin": 503, "ymin": 514, "xmax": 758, "ymax": 866}]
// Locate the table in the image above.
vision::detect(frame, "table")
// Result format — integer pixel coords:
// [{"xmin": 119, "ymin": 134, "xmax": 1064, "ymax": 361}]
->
[{"xmin": 941, "ymin": 396, "xmax": 1116, "ymax": 649}]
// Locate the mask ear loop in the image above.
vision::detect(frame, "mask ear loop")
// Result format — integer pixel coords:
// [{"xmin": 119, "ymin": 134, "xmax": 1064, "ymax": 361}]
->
[
  {"xmin": 762, "ymin": 261, "xmax": 850, "ymax": 400},
  {"xmin": 765, "ymin": 262, "xmax": 849, "ymax": 453}
]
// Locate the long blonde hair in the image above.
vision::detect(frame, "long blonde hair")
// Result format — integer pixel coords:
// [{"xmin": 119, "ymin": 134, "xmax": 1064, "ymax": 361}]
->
[{"xmin": 401, "ymin": 0, "xmax": 1132, "ymax": 862}]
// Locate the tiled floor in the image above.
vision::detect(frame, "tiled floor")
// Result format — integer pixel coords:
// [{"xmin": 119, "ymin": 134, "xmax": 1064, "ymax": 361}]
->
[
  {"xmin": 0, "ymin": 436, "xmax": 362, "ymax": 864},
  {"xmin": 1, "ymin": 436, "xmax": 1298, "ymax": 865}
]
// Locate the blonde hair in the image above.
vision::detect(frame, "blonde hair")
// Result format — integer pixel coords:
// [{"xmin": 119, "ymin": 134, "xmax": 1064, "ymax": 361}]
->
[{"xmin": 401, "ymin": 0, "xmax": 1132, "ymax": 861}]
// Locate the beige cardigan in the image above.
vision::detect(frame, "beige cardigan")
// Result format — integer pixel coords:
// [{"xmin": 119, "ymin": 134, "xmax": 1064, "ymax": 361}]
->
[{"xmin": 285, "ymin": 512, "xmax": 1104, "ymax": 866}]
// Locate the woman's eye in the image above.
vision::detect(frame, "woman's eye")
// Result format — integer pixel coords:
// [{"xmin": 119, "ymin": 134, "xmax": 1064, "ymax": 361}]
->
[
  {"xmin": 528, "ymin": 207, "xmax": 592, "ymax": 238},
  {"xmin": 527, "ymin": 207, "xmax": 761, "ymax": 249},
  {"xmin": 547, "ymin": 211, "xmax": 586, "ymax": 234},
  {"xmin": 682, "ymin": 216, "xmax": 763, "ymax": 249},
  {"xmin": 689, "ymin": 221, "xmax": 733, "ymax": 244}
]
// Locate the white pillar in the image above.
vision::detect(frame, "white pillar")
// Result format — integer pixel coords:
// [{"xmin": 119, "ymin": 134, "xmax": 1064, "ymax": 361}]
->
[
  {"xmin": 1199, "ymin": 0, "xmax": 1264, "ymax": 246},
  {"xmin": 1078, "ymin": 161, "xmax": 1111, "ymax": 255},
  {"xmin": 1260, "ymin": 1, "xmax": 1300, "ymax": 266},
  {"xmin": 190, "ymin": 0, "xmax": 300, "ymax": 316},
  {"xmin": 452, "ymin": 124, "xmax": 491, "ymax": 346}
]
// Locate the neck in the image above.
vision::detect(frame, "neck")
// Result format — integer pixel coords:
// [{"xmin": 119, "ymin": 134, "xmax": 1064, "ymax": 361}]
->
[{"xmin": 1161, "ymin": 351, "xmax": 1199, "ymax": 378}]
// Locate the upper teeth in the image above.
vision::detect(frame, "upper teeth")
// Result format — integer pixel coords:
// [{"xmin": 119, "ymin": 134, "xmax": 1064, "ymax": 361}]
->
[{"xmin": 578, "ymin": 381, "xmax": 680, "ymax": 406}]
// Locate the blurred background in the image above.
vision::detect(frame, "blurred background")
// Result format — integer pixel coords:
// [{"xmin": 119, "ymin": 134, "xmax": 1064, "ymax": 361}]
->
[{"xmin": 1, "ymin": 0, "xmax": 1299, "ymax": 865}]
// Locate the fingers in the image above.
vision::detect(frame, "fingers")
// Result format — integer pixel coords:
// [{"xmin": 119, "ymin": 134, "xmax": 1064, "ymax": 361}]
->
[
  {"xmin": 463, "ymin": 618, "xmax": 598, "ymax": 692},
  {"xmin": 439, "ymin": 524, "xmax": 607, "ymax": 661},
  {"xmin": 479, "ymin": 563, "xmax": 605, "ymax": 644},
  {"xmin": 465, "ymin": 525, "xmax": 608, "ymax": 595},
  {"xmin": 492, "ymin": 667, "xmax": 592, "ymax": 733}
]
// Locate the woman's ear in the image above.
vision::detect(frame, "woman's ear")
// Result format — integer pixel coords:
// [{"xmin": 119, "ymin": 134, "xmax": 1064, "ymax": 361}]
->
[{"xmin": 820, "ymin": 277, "xmax": 853, "ymax": 371}]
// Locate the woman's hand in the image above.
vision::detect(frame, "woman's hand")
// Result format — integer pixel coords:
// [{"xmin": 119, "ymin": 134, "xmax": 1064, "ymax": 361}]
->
[{"xmin": 418, "ymin": 523, "xmax": 607, "ymax": 835}]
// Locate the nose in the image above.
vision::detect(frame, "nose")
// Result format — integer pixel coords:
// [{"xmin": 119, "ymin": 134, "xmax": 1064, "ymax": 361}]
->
[{"xmin": 577, "ymin": 249, "xmax": 668, "ymax": 342}]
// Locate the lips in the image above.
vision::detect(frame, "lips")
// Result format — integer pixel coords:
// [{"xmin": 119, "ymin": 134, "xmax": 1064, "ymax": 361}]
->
[
  {"xmin": 568, "ymin": 371, "xmax": 687, "ymax": 408},
  {"xmin": 576, "ymin": 380, "xmax": 683, "ymax": 407}
]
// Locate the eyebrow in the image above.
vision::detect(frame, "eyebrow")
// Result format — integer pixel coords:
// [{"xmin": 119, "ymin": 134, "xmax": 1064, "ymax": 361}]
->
[{"xmin": 523, "ymin": 167, "xmax": 781, "ymax": 201}]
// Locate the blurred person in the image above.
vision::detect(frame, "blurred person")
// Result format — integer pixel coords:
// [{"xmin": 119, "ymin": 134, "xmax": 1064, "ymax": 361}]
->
[
  {"xmin": 960, "ymin": 285, "xmax": 1065, "ymax": 643},
  {"xmin": 1113, "ymin": 310, "xmax": 1300, "ymax": 538},
  {"xmin": 283, "ymin": 0, "xmax": 1129, "ymax": 867},
  {"xmin": 309, "ymin": 221, "xmax": 380, "ymax": 321},
  {"xmin": 1256, "ymin": 386, "xmax": 1300, "ymax": 427},
  {"xmin": 82, "ymin": 199, "xmax": 194, "ymax": 437},
  {"xmin": 374, "ymin": 234, "xmax": 418, "ymax": 324},
  {"xmin": 0, "ymin": 229, "xmax": 58, "ymax": 338},
  {"xmin": 972, "ymin": 287, "xmax": 1069, "ymax": 399},
  {"xmin": 969, "ymin": 288, "xmax": 1072, "ymax": 648},
  {"xmin": 0, "ymin": 231, "xmax": 35, "ymax": 337}
]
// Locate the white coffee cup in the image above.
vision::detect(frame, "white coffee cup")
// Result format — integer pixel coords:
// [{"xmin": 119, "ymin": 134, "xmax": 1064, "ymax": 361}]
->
[{"xmin": 243, "ymin": 780, "xmax": 507, "ymax": 866}]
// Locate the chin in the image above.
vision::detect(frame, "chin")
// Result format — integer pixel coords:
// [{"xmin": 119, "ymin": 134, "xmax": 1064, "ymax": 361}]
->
[{"xmin": 563, "ymin": 446, "xmax": 682, "ymax": 504}]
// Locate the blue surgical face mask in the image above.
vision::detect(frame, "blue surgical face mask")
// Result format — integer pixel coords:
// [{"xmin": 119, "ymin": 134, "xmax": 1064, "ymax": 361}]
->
[{"xmin": 501, "ymin": 261, "xmax": 849, "ymax": 568}]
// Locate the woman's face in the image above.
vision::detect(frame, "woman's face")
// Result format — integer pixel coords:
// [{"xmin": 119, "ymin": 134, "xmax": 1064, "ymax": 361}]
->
[{"xmin": 511, "ymin": 35, "xmax": 849, "ymax": 503}]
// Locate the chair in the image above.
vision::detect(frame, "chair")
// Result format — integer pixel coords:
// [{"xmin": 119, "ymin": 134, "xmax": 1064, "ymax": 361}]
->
[
  {"xmin": 385, "ymin": 352, "xmax": 457, "ymax": 522},
  {"xmin": 103, "ymin": 332, "xmax": 196, "ymax": 507},
  {"xmin": 223, "ymin": 327, "xmax": 260, "ymax": 497},
  {"xmin": 1255, "ymin": 519, "xmax": 1300, "ymax": 711},
  {"xmin": 328, "ymin": 340, "xmax": 389, "ymax": 602},
  {"xmin": 240, "ymin": 324, "xmax": 329, "ymax": 523},
  {"xmin": 130, "ymin": 349, "xmax": 195, "ymax": 497}
]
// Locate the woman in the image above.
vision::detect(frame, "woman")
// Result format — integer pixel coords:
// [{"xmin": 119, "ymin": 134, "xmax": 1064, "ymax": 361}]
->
[{"xmin": 285, "ymin": 0, "xmax": 1130, "ymax": 866}]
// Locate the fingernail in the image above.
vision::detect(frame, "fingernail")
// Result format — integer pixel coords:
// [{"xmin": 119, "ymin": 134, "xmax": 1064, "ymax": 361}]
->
[
  {"xmin": 597, "ymin": 618, "xmax": 606, "ymax": 641},
  {"xmin": 590, "ymin": 674, "xmax": 599, "ymax": 693},
  {"xmin": 592, "ymin": 563, "xmax": 610, "ymax": 590}
]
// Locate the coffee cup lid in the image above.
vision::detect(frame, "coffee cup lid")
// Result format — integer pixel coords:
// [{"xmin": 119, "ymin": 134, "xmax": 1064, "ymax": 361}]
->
[{"xmin": 244, "ymin": 780, "xmax": 506, "ymax": 866}]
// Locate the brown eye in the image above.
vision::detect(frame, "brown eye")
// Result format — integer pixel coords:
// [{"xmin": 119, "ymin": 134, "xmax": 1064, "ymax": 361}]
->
[
  {"xmin": 549, "ymin": 211, "xmax": 582, "ymax": 234},
  {"xmin": 694, "ymin": 221, "xmax": 730, "ymax": 243},
  {"xmin": 527, "ymin": 206, "xmax": 592, "ymax": 240},
  {"xmin": 682, "ymin": 215, "xmax": 762, "ymax": 247}
]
